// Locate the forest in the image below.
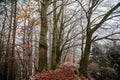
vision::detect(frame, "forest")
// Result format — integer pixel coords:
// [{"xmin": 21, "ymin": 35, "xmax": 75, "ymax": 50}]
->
[{"xmin": 0, "ymin": 0, "xmax": 120, "ymax": 80}]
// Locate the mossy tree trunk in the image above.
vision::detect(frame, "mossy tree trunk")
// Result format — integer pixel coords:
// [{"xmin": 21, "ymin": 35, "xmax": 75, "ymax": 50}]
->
[
  {"xmin": 51, "ymin": 0, "xmax": 58, "ymax": 70},
  {"xmin": 38, "ymin": 0, "xmax": 49, "ymax": 72},
  {"xmin": 51, "ymin": 0, "xmax": 64, "ymax": 69}
]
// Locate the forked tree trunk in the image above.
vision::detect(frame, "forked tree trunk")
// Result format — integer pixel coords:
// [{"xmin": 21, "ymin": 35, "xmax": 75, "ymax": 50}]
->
[{"xmin": 51, "ymin": 0, "xmax": 64, "ymax": 69}]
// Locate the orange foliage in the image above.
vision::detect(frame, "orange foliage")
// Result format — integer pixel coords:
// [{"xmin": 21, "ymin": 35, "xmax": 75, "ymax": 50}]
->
[{"xmin": 29, "ymin": 68, "xmax": 79, "ymax": 80}]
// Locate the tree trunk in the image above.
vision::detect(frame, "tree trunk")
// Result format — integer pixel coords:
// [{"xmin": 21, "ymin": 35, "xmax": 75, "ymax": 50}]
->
[
  {"xmin": 10, "ymin": 0, "xmax": 17, "ymax": 80},
  {"xmin": 4, "ymin": 1, "xmax": 14, "ymax": 80},
  {"xmin": 79, "ymin": 31, "xmax": 92, "ymax": 76},
  {"xmin": 51, "ymin": 0, "xmax": 58, "ymax": 70},
  {"xmin": 38, "ymin": 1, "xmax": 49, "ymax": 72}
]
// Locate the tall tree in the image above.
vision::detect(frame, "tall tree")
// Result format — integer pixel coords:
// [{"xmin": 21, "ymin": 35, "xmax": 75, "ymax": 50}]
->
[
  {"xmin": 10, "ymin": 0, "xmax": 17, "ymax": 79},
  {"xmin": 51, "ymin": 0, "xmax": 65, "ymax": 69},
  {"xmin": 51, "ymin": 0, "xmax": 80, "ymax": 69},
  {"xmin": 76, "ymin": 0, "xmax": 120, "ymax": 76},
  {"xmin": 0, "ymin": 1, "xmax": 7, "ymax": 80},
  {"xmin": 38, "ymin": 0, "xmax": 49, "ymax": 72},
  {"xmin": 3, "ymin": 0, "xmax": 18, "ymax": 80},
  {"xmin": 51, "ymin": 0, "xmax": 58, "ymax": 69},
  {"xmin": 4, "ymin": 0, "xmax": 15, "ymax": 80}
]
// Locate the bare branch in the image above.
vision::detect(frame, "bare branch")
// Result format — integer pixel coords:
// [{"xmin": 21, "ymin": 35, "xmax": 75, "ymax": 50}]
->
[
  {"xmin": 91, "ymin": 2, "xmax": 120, "ymax": 33},
  {"xmin": 93, "ymin": 32, "xmax": 120, "ymax": 41}
]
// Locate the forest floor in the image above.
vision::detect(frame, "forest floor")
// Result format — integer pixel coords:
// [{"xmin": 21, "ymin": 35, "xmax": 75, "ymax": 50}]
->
[{"xmin": 29, "ymin": 64, "xmax": 91, "ymax": 80}]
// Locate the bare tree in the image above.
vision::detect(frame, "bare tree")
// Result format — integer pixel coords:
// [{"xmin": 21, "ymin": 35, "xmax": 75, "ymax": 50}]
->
[{"xmin": 76, "ymin": 0, "xmax": 120, "ymax": 76}]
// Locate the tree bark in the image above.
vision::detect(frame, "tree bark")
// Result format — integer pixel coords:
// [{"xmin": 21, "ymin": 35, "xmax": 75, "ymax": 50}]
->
[
  {"xmin": 51, "ymin": 0, "xmax": 58, "ymax": 70},
  {"xmin": 38, "ymin": 0, "xmax": 49, "ymax": 72},
  {"xmin": 79, "ymin": 32, "xmax": 92, "ymax": 76},
  {"xmin": 11, "ymin": 0, "xmax": 17, "ymax": 80}
]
